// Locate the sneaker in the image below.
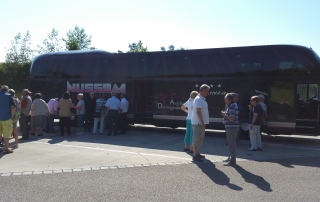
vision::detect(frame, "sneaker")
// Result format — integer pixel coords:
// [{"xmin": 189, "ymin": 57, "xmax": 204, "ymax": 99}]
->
[
  {"xmin": 192, "ymin": 156, "xmax": 203, "ymax": 162},
  {"xmin": 223, "ymin": 158, "xmax": 230, "ymax": 163},
  {"xmin": 223, "ymin": 162, "xmax": 236, "ymax": 166},
  {"xmin": 257, "ymin": 147, "xmax": 263, "ymax": 151},
  {"xmin": 248, "ymin": 148, "xmax": 257, "ymax": 151},
  {"xmin": 197, "ymin": 154, "xmax": 205, "ymax": 158}
]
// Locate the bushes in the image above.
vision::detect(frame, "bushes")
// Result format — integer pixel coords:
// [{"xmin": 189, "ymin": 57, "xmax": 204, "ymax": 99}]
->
[{"xmin": 0, "ymin": 62, "xmax": 30, "ymax": 93}]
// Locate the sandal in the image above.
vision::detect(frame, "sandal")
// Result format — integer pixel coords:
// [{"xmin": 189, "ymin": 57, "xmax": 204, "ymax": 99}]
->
[
  {"xmin": 10, "ymin": 144, "xmax": 18, "ymax": 149},
  {"xmin": 3, "ymin": 149, "xmax": 13, "ymax": 154}
]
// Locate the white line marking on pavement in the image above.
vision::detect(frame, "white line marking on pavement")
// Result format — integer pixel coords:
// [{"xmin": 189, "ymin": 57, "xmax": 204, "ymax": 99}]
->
[{"xmin": 32, "ymin": 142, "xmax": 191, "ymax": 160}]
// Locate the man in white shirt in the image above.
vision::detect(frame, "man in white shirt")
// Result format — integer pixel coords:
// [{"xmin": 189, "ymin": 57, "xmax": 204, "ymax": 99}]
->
[
  {"xmin": 47, "ymin": 96, "xmax": 59, "ymax": 133},
  {"xmin": 119, "ymin": 93, "xmax": 129, "ymax": 134},
  {"xmin": 191, "ymin": 84, "xmax": 210, "ymax": 162},
  {"xmin": 105, "ymin": 91, "xmax": 120, "ymax": 136}
]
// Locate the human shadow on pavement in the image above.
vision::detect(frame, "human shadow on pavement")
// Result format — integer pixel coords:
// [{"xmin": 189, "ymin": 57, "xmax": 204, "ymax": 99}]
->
[
  {"xmin": 233, "ymin": 164, "xmax": 272, "ymax": 192},
  {"xmin": 196, "ymin": 161, "xmax": 243, "ymax": 191}
]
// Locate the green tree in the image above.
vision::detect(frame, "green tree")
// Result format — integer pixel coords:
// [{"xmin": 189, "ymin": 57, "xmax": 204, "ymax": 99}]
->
[
  {"xmin": 65, "ymin": 37, "xmax": 80, "ymax": 50},
  {"xmin": 37, "ymin": 28, "xmax": 63, "ymax": 54},
  {"xmin": 168, "ymin": 44, "xmax": 175, "ymax": 51},
  {"xmin": 63, "ymin": 25, "xmax": 92, "ymax": 50},
  {"xmin": 5, "ymin": 31, "xmax": 34, "ymax": 64},
  {"xmin": 128, "ymin": 40, "xmax": 148, "ymax": 53},
  {"xmin": 161, "ymin": 45, "xmax": 186, "ymax": 51}
]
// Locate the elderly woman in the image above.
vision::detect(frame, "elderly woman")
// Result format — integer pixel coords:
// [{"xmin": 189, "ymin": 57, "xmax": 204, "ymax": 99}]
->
[
  {"xmin": 181, "ymin": 91, "xmax": 198, "ymax": 152},
  {"xmin": 8, "ymin": 89, "xmax": 20, "ymax": 148},
  {"xmin": 75, "ymin": 93, "xmax": 85, "ymax": 135},
  {"xmin": 30, "ymin": 93, "xmax": 49, "ymax": 136},
  {"xmin": 59, "ymin": 91, "xmax": 74, "ymax": 136}
]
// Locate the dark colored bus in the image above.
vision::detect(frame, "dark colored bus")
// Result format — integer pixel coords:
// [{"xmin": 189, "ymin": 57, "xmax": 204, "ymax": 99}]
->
[{"xmin": 30, "ymin": 45, "xmax": 320, "ymax": 137}]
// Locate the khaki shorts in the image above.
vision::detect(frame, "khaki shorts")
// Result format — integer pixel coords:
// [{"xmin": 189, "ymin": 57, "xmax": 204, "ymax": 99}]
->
[
  {"xmin": 192, "ymin": 124, "xmax": 205, "ymax": 147},
  {"xmin": 0, "ymin": 119, "xmax": 13, "ymax": 138}
]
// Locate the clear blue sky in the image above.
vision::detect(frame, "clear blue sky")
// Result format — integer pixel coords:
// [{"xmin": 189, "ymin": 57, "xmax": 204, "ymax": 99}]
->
[{"xmin": 0, "ymin": 0, "xmax": 319, "ymax": 62}]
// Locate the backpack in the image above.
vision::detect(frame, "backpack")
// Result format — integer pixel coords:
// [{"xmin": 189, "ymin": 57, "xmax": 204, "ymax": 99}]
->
[{"xmin": 12, "ymin": 97, "xmax": 21, "ymax": 123}]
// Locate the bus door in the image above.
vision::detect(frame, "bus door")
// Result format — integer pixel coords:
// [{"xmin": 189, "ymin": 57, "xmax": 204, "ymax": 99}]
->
[
  {"xmin": 296, "ymin": 83, "xmax": 320, "ymax": 135},
  {"xmin": 133, "ymin": 81, "xmax": 153, "ymax": 124}
]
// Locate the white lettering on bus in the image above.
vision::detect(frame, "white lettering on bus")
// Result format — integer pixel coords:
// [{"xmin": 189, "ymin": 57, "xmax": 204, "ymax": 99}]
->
[{"xmin": 67, "ymin": 81, "xmax": 126, "ymax": 93}]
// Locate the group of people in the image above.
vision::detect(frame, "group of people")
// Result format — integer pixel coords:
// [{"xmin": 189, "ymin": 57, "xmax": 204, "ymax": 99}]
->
[
  {"xmin": 0, "ymin": 85, "xmax": 27, "ymax": 154},
  {"xmin": 33, "ymin": 91, "xmax": 129, "ymax": 137},
  {"xmin": 0, "ymin": 84, "xmax": 130, "ymax": 154},
  {"xmin": 181, "ymin": 84, "xmax": 267, "ymax": 166}
]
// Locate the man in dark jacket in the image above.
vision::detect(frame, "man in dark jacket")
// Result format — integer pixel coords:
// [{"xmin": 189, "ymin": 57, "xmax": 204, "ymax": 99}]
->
[{"xmin": 84, "ymin": 92, "xmax": 96, "ymax": 132}]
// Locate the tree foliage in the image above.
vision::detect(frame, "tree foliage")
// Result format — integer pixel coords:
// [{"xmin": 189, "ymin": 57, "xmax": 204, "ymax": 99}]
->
[
  {"xmin": 65, "ymin": 37, "xmax": 80, "ymax": 50},
  {"xmin": 128, "ymin": 40, "xmax": 148, "ymax": 53},
  {"xmin": 63, "ymin": 25, "xmax": 92, "ymax": 50},
  {"xmin": 37, "ymin": 28, "xmax": 63, "ymax": 54},
  {"xmin": 161, "ymin": 45, "xmax": 186, "ymax": 51},
  {"xmin": 5, "ymin": 31, "xmax": 34, "ymax": 64}
]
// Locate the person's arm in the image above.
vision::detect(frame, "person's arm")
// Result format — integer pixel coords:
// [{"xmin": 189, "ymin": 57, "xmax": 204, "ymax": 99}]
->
[
  {"xmin": 120, "ymin": 100, "xmax": 124, "ymax": 113},
  {"xmin": 250, "ymin": 112, "xmax": 258, "ymax": 130},
  {"xmin": 53, "ymin": 101, "xmax": 59, "ymax": 112},
  {"xmin": 30, "ymin": 101, "xmax": 36, "ymax": 112},
  {"xmin": 196, "ymin": 108, "xmax": 205, "ymax": 129},
  {"xmin": 75, "ymin": 101, "xmax": 82, "ymax": 110},
  {"xmin": 9, "ymin": 97, "xmax": 16, "ymax": 118},
  {"xmin": 105, "ymin": 100, "xmax": 110, "ymax": 113},
  {"xmin": 181, "ymin": 105, "xmax": 188, "ymax": 113}
]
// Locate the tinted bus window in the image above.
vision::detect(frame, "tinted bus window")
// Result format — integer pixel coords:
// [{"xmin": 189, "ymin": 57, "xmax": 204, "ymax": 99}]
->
[{"xmin": 269, "ymin": 47, "xmax": 319, "ymax": 76}]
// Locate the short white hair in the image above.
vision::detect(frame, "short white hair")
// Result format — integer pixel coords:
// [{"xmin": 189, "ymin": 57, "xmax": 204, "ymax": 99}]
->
[{"xmin": 77, "ymin": 93, "xmax": 84, "ymax": 98}]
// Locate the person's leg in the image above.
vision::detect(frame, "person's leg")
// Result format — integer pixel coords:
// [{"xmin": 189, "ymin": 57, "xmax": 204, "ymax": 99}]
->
[
  {"xmin": 77, "ymin": 114, "xmax": 83, "ymax": 134},
  {"xmin": 100, "ymin": 115, "xmax": 105, "ymax": 134},
  {"xmin": 107, "ymin": 114, "xmax": 113, "ymax": 135},
  {"xmin": 249, "ymin": 126, "xmax": 258, "ymax": 150},
  {"xmin": 66, "ymin": 117, "xmax": 71, "ymax": 135},
  {"xmin": 93, "ymin": 117, "xmax": 99, "ymax": 134},
  {"xmin": 184, "ymin": 119, "xmax": 192, "ymax": 150},
  {"xmin": 12, "ymin": 123, "xmax": 19, "ymax": 145},
  {"xmin": 60, "ymin": 117, "xmax": 65, "ymax": 135},
  {"xmin": 19, "ymin": 114, "xmax": 28, "ymax": 139},
  {"xmin": 113, "ymin": 112, "xmax": 119, "ymax": 135},
  {"xmin": 226, "ymin": 127, "xmax": 238, "ymax": 164},
  {"xmin": 192, "ymin": 125, "xmax": 205, "ymax": 157},
  {"xmin": 89, "ymin": 113, "xmax": 94, "ymax": 131},
  {"xmin": 256, "ymin": 126, "xmax": 262, "ymax": 149},
  {"xmin": 2, "ymin": 120, "xmax": 13, "ymax": 153},
  {"xmin": 30, "ymin": 116, "xmax": 36, "ymax": 135},
  {"xmin": 123, "ymin": 113, "xmax": 128, "ymax": 133},
  {"xmin": 49, "ymin": 114, "xmax": 55, "ymax": 132}
]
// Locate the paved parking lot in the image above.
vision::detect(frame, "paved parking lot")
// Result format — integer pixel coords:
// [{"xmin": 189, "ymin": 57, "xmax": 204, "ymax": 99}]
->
[{"xmin": 1, "ymin": 125, "xmax": 320, "ymax": 176}]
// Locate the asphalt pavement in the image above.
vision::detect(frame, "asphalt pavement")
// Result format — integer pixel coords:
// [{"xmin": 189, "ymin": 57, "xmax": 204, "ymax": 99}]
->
[{"xmin": 0, "ymin": 125, "xmax": 320, "ymax": 201}]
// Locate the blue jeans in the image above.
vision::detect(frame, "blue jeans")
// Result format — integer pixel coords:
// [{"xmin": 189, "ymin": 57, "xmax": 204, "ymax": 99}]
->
[{"xmin": 184, "ymin": 119, "xmax": 193, "ymax": 145}]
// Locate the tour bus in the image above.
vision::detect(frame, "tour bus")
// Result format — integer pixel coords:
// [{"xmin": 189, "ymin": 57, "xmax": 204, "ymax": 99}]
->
[{"xmin": 30, "ymin": 45, "xmax": 320, "ymax": 137}]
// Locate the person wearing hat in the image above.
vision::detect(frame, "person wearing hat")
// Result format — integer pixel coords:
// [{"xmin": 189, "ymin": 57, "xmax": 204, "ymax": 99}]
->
[
  {"xmin": 0, "ymin": 85, "xmax": 16, "ymax": 154},
  {"xmin": 19, "ymin": 89, "xmax": 33, "ymax": 140}
]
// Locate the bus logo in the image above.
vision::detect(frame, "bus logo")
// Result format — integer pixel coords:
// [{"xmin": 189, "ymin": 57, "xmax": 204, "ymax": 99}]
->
[{"xmin": 67, "ymin": 81, "xmax": 126, "ymax": 93}]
